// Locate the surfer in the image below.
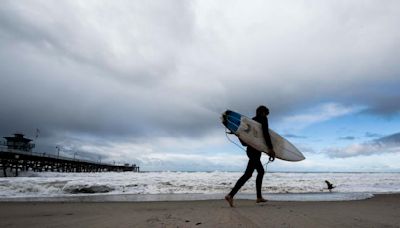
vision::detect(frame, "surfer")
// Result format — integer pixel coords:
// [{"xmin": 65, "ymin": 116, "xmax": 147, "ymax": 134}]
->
[{"xmin": 225, "ymin": 105, "xmax": 276, "ymax": 207}]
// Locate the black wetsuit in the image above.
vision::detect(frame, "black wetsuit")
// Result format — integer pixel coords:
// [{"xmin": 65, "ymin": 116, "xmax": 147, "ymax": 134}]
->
[{"xmin": 229, "ymin": 115, "xmax": 273, "ymax": 198}]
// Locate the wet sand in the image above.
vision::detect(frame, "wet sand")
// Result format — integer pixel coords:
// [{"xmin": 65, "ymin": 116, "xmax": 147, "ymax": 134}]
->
[{"xmin": 0, "ymin": 194, "xmax": 399, "ymax": 228}]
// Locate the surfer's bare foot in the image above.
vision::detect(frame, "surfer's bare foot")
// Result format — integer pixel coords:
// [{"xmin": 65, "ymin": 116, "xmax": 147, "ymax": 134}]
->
[
  {"xmin": 256, "ymin": 197, "xmax": 268, "ymax": 203},
  {"xmin": 225, "ymin": 195, "xmax": 234, "ymax": 207}
]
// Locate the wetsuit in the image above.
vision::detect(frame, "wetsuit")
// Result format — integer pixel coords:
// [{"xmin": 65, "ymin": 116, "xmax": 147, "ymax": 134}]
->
[{"xmin": 229, "ymin": 115, "xmax": 273, "ymax": 198}]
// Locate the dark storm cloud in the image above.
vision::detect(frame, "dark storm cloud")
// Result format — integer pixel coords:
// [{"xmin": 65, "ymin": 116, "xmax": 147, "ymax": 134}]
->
[
  {"xmin": 0, "ymin": 1, "xmax": 208, "ymax": 138},
  {"xmin": 376, "ymin": 132, "xmax": 400, "ymax": 145},
  {"xmin": 0, "ymin": 0, "xmax": 212, "ymax": 161},
  {"xmin": 361, "ymin": 95, "xmax": 400, "ymax": 116},
  {"xmin": 0, "ymin": 1, "xmax": 194, "ymax": 86},
  {"xmin": 338, "ymin": 136, "xmax": 356, "ymax": 140},
  {"xmin": 1, "ymin": 1, "xmax": 400, "ymax": 165},
  {"xmin": 193, "ymin": 0, "xmax": 400, "ymax": 120},
  {"xmin": 365, "ymin": 132, "xmax": 382, "ymax": 138}
]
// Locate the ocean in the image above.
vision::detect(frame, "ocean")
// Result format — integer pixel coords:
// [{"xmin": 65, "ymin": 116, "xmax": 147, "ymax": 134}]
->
[{"xmin": 1, "ymin": 171, "xmax": 399, "ymax": 202}]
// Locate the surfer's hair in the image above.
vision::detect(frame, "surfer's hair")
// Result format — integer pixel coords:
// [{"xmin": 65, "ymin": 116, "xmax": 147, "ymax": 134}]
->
[{"xmin": 256, "ymin": 105, "xmax": 269, "ymax": 116}]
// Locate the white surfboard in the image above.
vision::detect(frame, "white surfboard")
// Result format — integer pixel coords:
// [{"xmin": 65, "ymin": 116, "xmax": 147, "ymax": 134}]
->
[{"xmin": 222, "ymin": 110, "xmax": 305, "ymax": 162}]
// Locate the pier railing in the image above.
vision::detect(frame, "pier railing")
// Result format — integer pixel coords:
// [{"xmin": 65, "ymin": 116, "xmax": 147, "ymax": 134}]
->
[{"xmin": 0, "ymin": 148, "xmax": 116, "ymax": 166}]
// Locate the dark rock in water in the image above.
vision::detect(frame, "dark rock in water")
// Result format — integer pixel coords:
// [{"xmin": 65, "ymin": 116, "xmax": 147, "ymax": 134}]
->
[{"xmin": 64, "ymin": 185, "xmax": 114, "ymax": 194}]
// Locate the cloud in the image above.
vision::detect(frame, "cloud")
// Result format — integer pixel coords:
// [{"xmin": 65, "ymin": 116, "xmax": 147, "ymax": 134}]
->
[
  {"xmin": 365, "ymin": 132, "xmax": 382, "ymax": 138},
  {"xmin": 360, "ymin": 95, "xmax": 400, "ymax": 117},
  {"xmin": 0, "ymin": 0, "xmax": 219, "ymax": 140},
  {"xmin": 338, "ymin": 136, "xmax": 356, "ymax": 140},
  {"xmin": 283, "ymin": 134, "xmax": 307, "ymax": 139},
  {"xmin": 279, "ymin": 103, "xmax": 363, "ymax": 130},
  {"xmin": 325, "ymin": 132, "xmax": 400, "ymax": 158},
  {"xmin": 0, "ymin": 1, "xmax": 194, "ymax": 83},
  {"xmin": 377, "ymin": 132, "xmax": 400, "ymax": 145},
  {"xmin": 35, "ymin": 132, "xmax": 247, "ymax": 171}
]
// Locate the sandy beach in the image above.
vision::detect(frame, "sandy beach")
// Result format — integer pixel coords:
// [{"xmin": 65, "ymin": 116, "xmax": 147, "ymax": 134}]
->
[{"xmin": 0, "ymin": 194, "xmax": 399, "ymax": 228}]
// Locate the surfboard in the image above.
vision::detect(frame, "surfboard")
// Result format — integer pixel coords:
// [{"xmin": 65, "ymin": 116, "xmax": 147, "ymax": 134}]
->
[{"xmin": 221, "ymin": 110, "xmax": 305, "ymax": 162}]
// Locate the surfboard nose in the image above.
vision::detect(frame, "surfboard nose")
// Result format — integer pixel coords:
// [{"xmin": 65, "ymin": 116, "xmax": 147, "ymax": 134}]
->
[
  {"xmin": 221, "ymin": 110, "xmax": 240, "ymax": 133},
  {"xmin": 221, "ymin": 110, "xmax": 233, "ymax": 123}
]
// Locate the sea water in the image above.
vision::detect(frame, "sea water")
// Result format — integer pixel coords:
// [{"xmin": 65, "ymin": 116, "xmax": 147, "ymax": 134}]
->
[{"xmin": 0, "ymin": 171, "xmax": 399, "ymax": 201}]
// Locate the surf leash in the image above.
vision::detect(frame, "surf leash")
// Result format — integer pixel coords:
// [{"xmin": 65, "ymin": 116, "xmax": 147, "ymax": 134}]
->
[
  {"xmin": 225, "ymin": 129, "xmax": 247, "ymax": 152},
  {"xmin": 224, "ymin": 128, "xmax": 273, "ymax": 171},
  {"xmin": 264, "ymin": 160, "xmax": 272, "ymax": 172}
]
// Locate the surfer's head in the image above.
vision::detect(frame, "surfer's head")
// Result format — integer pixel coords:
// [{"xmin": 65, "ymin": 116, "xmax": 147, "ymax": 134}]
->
[{"xmin": 256, "ymin": 105, "xmax": 269, "ymax": 116}]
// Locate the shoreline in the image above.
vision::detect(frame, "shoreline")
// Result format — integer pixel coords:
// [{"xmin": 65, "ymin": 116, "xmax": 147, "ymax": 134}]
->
[
  {"xmin": 1, "ymin": 193, "xmax": 399, "ymax": 227},
  {"xmin": 0, "ymin": 192, "xmax": 376, "ymax": 203}
]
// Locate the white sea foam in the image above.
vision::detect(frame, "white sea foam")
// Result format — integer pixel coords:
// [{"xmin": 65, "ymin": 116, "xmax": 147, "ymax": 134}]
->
[{"xmin": 0, "ymin": 172, "xmax": 399, "ymax": 200}]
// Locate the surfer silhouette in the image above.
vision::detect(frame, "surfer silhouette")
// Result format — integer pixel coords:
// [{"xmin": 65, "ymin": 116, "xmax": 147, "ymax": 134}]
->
[
  {"xmin": 325, "ymin": 180, "xmax": 335, "ymax": 192},
  {"xmin": 225, "ymin": 105, "xmax": 276, "ymax": 207}
]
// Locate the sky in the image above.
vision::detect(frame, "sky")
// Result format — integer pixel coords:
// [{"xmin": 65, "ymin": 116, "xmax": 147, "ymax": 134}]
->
[{"xmin": 1, "ymin": 0, "xmax": 400, "ymax": 172}]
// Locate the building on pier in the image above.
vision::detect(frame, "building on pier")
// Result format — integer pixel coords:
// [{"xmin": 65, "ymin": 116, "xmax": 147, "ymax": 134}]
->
[{"xmin": 3, "ymin": 133, "xmax": 35, "ymax": 152}]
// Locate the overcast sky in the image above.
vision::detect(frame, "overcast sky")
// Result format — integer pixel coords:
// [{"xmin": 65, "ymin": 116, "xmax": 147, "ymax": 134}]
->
[{"xmin": 1, "ymin": 0, "xmax": 400, "ymax": 171}]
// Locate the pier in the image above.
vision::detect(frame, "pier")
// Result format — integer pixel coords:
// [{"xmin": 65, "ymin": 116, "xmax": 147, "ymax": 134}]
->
[{"xmin": 0, "ymin": 133, "xmax": 140, "ymax": 177}]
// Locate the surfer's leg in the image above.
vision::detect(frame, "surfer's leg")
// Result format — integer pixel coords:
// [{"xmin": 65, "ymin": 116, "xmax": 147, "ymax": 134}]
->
[
  {"xmin": 255, "ymin": 159, "xmax": 265, "ymax": 199},
  {"xmin": 228, "ymin": 160, "xmax": 255, "ymax": 197}
]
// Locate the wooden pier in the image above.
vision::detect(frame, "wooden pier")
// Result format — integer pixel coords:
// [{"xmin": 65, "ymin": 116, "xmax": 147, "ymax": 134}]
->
[
  {"xmin": 0, "ymin": 133, "xmax": 140, "ymax": 177},
  {"xmin": 0, "ymin": 149, "xmax": 140, "ymax": 177}
]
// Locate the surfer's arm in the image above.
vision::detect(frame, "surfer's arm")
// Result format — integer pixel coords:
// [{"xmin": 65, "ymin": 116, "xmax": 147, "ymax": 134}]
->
[
  {"xmin": 262, "ymin": 119, "xmax": 273, "ymax": 150},
  {"xmin": 261, "ymin": 118, "xmax": 275, "ymax": 161}
]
